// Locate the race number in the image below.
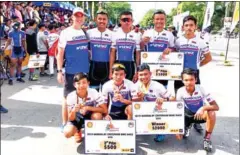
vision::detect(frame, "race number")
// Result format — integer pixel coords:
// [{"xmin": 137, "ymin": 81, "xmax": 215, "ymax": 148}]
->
[{"xmin": 133, "ymin": 101, "xmax": 184, "ymax": 135}]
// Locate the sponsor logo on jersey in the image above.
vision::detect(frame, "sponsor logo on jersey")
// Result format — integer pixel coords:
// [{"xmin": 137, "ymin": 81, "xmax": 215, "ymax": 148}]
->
[
  {"xmin": 194, "ymin": 92, "xmax": 198, "ymax": 95},
  {"xmin": 162, "ymin": 33, "xmax": 166, "ymax": 36},
  {"xmin": 105, "ymin": 34, "xmax": 109, "ymax": 37},
  {"xmin": 192, "ymin": 41, "xmax": 196, "ymax": 44}
]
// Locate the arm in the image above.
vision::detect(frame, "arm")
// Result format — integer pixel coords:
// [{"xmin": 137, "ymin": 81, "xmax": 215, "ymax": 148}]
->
[
  {"xmin": 68, "ymin": 108, "xmax": 77, "ymax": 121},
  {"xmin": 200, "ymin": 52, "xmax": 212, "ymax": 66},
  {"xmin": 109, "ymin": 48, "xmax": 116, "ymax": 77},
  {"xmin": 202, "ymin": 100, "xmax": 219, "ymax": 111},
  {"xmin": 135, "ymin": 50, "xmax": 140, "ymax": 67},
  {"xmin": 57, "ymin": 47, "xmax": 64, "ymax": 71}
]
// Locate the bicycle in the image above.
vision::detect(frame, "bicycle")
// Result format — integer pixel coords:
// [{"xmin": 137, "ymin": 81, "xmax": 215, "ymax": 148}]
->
[{"xmin": 0, "ymin": 49, "xmax": 11, "ymax": 86}]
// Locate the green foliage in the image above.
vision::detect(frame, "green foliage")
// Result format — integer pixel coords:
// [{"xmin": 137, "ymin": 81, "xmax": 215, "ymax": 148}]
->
[
  {"xmin": 140, "ymin": 9, "xmax": 155, "ymax": 28},
  {"xmin": 104, "ymin": 2, "xmax": 132, "ymax": 25}
]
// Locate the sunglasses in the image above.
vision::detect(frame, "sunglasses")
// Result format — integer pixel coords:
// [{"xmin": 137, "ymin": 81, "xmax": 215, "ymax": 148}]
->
[
  {"xmin": 121, "ymin": 18, "xmax": 133, "ymax": 23},
  {"xmin": 96, "ymin": 10, "xmax": 108, "ymax": 14}
]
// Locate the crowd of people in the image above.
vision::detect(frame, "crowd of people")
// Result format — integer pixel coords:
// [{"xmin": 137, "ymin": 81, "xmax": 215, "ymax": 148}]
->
[{"xmin": 1, "ymin": 4, "xmax": 219, "ymax": 152}]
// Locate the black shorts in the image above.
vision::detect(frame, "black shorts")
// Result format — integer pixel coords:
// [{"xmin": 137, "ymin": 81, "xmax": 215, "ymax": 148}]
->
[
  {"xmin": 109, "ymin": 105, "xmax": 127, "ymax": 120},
  {"xmin": 89, "ymin": 61, "xmax": 109, "ymax": 86},
  {"xmin": 69, "ymin": 112, "xmax": 92, "ymax": 130},
  {"xmin": 39, "ymin": 51, "xmax": 49, "ymax": 68},
  {"xmin": 115, "ymin": 61, "xmax": 135, "ymax": 81},
  {"xmin": 156, "ymin": 80, "xmax": 168, "ymax": 87},
  {"xmin": 174, "ymin": 69, "xmax": 201, "ymax": 94},
  {"xmin": 185, "ymin": 108, "xmax": 206, "ymax": 127},
  {"xmin": 64, "ymin": 73, "xmax": 75, "ymax": 98}
]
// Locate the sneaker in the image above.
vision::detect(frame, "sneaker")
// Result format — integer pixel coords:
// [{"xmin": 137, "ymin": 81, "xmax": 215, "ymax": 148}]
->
[
  {"xmin": 203, "ymin": 139, "xmax": 212, "ymax": 152},
  {"xmin": 74, "ymin": 130, "xmax": 82, "ymax": 143},
  {"xmin": 40, "ymin": 72, "xmax": 48, "ymax": 77},
  {"xmin": 154, "ymin": 134, "xmax": 165, "ymax": 142},
  {"xmin": 0, "ymin": 105, "xmax": 8, "ymax": 113},
  {"xmin": 8, "ymin": 79, "xmax": 13, "ymax": 85},
  {"xmin": 29, "ymin": 74, "xmax": 39, "ymax": 81},
  {"xmin": 183, "ymin": 124, "xmax": 193, "ymax": 139},
  {"xmin": 16, "ymin": 78, "xmax": 25, "ymax": 83},
  {"xmin": 193, "ymin": 123, "xmax": 203, "ymax": 133},
  {"xmin": 49, "ymin": 74, "xmax": 54, "ymax": 78}
]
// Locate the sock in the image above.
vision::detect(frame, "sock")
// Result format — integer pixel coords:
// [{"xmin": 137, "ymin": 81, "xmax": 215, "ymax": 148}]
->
[
  {"xmin": 17, "ymin": 73, "xmax": 21, "ymax": 79},
  {"xmin": 205, "ymin": 131, "xmax": 212, "ymax": 139}
]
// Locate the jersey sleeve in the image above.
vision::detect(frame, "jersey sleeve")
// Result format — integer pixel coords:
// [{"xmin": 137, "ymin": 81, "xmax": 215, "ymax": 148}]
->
[
  {"xmin": 199, "ymin": 39, "xmax": 210, "ymax": 55},
  {"xmin": 21, "ymin": 31, "xmax": 26, "ymax": 39},
  {"xmin": 157, "ymin": 83, "xmax": 171, "ymax": 98},
  {"xmin": 101, "ymin": 83, "xmax": 109, "ymax": 103},
  {"xmin": 200, "ymin": 86, "xmax": 215, "ymax": 103},
  {"xmin": 176, "ymin": 87, "xmax": 184, "ymax": 101},
  {"xmin": 66, "ymin": 92, "xmax": 76, "ymax": 111},
  {"xmin": 58, "ymin": 29, "xmax": 67, "ymax": 49},
  {"xmin": 111, "ymin": 31, "xmax": 117, "ymax": 49},
  {"xmin": 94, "ymin": 90, "xmax": 106, "ymax": 106}
]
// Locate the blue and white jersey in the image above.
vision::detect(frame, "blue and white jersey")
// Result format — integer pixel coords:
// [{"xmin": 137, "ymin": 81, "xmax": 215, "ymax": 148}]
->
[
  {"xmin": 87, "ymin": 28, "xmax": 112, "ymax": 62},
  {"xmin": 142, "ymin": 29, "xmax": 175, "ymax": 52},
  {"xmin": 58, "ymin": 27, "xmax": 89, "ymax": 74},
  {"xmin": 8, "ymin": 30, "xmax": 25, "ymax": 47},
  {"xmin": 112, "ymin": 28, "xmax": 140, "ymax": 61},
  {"xmin": 135, "ymin": 80, "xmax": 171, "ymax": 101},
  {"xmin": 175, "ymin": 36, "xmax": 209, "ymax": 70},
  {"xmin": 102, "ymin": 79, "xmax": 138, "ymax": 107},
  {"xmin": 67, "ymin": 88, "xmax": 105, "ymax": 114},
  {"xmin": 176, "ymin": 84, "xmax": 215, "ymax": 113}
]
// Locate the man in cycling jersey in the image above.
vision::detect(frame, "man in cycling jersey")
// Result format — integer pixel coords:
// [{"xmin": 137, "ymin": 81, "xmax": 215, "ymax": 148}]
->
[
  {"xmin": 109, "ymin": 11, "xmax": 141, "ymax": 81},
  {"xmin": 87, "ymin": 10, "xmax": 113, "ymax": 88},
  {"xmin": 177, "ymin": 68, "xmax": 219, "ymax": 152},
  {"xmin": 63, "ymin": 72, "xmax": 107, "ymax": 143}
]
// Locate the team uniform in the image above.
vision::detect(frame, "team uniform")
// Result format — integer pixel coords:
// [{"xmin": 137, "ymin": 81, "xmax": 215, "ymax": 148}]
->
[
  {"xmin": 142, "ymin": 29, "xmax": 175, "ymax": 86},
  {"xmin": 102, "ymin": 79, "xmax": 137, "ymax": 120},
  {"xmin": 66, "ymin": 88, "xmax": 105, "ymax": 130},
  {"xmin": 174, "ymin": 36, "xmax": 209, "ymax": 91},
  {"xmin": 47, "ymin": 32, "xmax": 59, "ymax": 75},
  {"xmin": 58, "ymin": 27, "xmax": 89, "ymax": 97},
  {"xmin": 87, "ymin": 28, "xmax": 113, "ymax": 86},
  {"xmin": 8, "ymin": 30, "xmax": 25, "ymax": 59},
  {"xmin": 112, "ymin": 28, "xmax": 141, "ymax": 80},
  {"xmin": 176, "ymin": 84, "xmax": 215, "ymax": 127}
]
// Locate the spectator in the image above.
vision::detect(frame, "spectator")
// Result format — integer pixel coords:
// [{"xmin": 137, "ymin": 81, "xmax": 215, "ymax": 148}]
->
[
  {"xmin": 14, "ymin": 3, "xmax": 23, "ymax": 23},
  {"xmin": 33, "ymin": 6, "xmax": 41, "ymax": 24}
]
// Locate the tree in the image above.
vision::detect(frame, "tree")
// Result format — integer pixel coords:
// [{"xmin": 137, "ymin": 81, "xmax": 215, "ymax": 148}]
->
[
  {"xmin": 104, "ymin": 2, "xmax": 132, "ymax": 25},
  {"xmin": 140, "ymin": 9, "xmax": 155, "ymax": 28},
  {"xmin": 166, "ymin": 8, "xmax": 177, "ymax": 27}
]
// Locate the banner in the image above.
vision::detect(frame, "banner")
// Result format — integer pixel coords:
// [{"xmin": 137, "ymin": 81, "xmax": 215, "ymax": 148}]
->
[
  {"xmin": 202, "ymin": 2, "xmax": 215, "ymax": 30},
  {"xmin": 133, "ymin": 101, "xmax": 185, "ymax": 135},
  {"xmin": 27, "ymin": 54, "xmax": 47, "ymax": 68},
  {"xmin": 141, "ymin": 52, "xmax": 184, "ymax": 80},
  {"xmin": 85, "ymin": 120, "xmax": 136, "ymax": 154},
  {"xmin": 230, "ymin": 2, "xmax": 239, "ymax": 33}
]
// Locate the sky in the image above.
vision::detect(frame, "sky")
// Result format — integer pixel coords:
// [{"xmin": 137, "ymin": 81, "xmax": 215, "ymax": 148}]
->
[{"xmin": 130, "ymin": 2, "xmax": 178, "ymax": 25}]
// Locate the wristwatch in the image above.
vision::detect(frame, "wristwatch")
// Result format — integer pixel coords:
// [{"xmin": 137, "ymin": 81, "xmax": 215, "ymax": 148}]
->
[{"xmin": 57, "ymin": 69, "xmax": 62, "ymax": 73}]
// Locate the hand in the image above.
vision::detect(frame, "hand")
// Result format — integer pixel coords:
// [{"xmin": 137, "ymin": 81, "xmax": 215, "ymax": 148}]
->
[
  {"xmin": 156, "ymin": 97, "xmax": 164, "ymax": 105},
  {"xmin": 73, "ymin": 104, "xmax": 81, "ymax": 113},
  {"xmin": 137, "ymin": 91, "xmax": 144, "ymax": 100},
  {"xmin": 104, "ymin": 115, "xmax": 112, "ymax": 121},
  {"xmin": 57, "ymin": 72, "xmax": 64, "ymax": 84},
  {"xmin": 36, "ymin": 53, "xmax": 40, "ymax": 58},
  {"xmin": 132, "ymin": 73, "xmax": 138, "ymax": 83},
  {"xmin": 194, "ymin": 107, "xmax": 204, "ymax": 120},
  {"xmin": 143, "ymin": 37, "xmax": 150, "ymax": 44},
  {"xmin": 115, "ymin": 93, "xmax": 124, "ymax": 102},
  {"xmin": 163, "ymin": 48, "xmax": 172, "ymax": 55},
  {"xmin": 108, "ymin": 72, "xmax": 113, "ymax": 79}
]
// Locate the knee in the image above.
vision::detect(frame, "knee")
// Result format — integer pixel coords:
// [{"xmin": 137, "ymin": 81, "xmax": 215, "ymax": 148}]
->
[
  {"xmin": 207, "ymin": 111, "xmax": 216, "ymax": 119},
  {"xmin": 63, "ymin": 128, "xmax": 73, "ymax": 138},
  {"xmin": 125, "ymin": 105, "xmax": 132, "ymax": 116},
  {"xmin": 10, "ymin": 62, "xmax": 16, "ymax": 68},
  {"xmin": 91, "ymin": 113, "xmax": 103, "ymax": 120}
]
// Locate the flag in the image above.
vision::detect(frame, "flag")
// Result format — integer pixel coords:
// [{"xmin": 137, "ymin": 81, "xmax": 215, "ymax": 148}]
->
[
  {"xmin": 230, "ymin": 2, "xmax": 239, "ymax": 33},
  {"xmin": 202, "ymin": 2, "xmax": 215, "ymax": 30}
]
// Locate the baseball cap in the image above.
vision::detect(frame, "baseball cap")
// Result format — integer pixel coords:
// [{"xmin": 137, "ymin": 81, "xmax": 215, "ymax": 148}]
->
[{"xmin": 73, "ymin": 7, "xmax": 87, "ymax": 16}]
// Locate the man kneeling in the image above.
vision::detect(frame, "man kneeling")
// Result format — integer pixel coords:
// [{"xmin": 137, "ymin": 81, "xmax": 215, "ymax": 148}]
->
[
  {"xmin": 176, "ymin": 68, "xmax": 219, "ymax": 152},
  {"xmin": 63, "ymin": 72, "xmax": 107, "ymax": 143}
]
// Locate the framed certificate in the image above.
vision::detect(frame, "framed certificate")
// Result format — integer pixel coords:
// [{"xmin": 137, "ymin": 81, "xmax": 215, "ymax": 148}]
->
[
  {"xmin": 27, "ymin": 54, "xmax": 47, "ymax": 68},
  {"xmin": 85, "ymin": 120, "xmax": 136, "ymax": 154},
  {"xmin": 141, "ymin": 52, "xmax": 184, "ymax": 80},
  {"xmin": 133, "ymin": 101, "xmax": 184, "ymax": 135}
]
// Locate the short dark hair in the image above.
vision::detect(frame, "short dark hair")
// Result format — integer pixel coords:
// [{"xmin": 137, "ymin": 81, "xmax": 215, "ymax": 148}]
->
[
  {"xmin": 181, "ymin": 68, "xmax": 197, "ymax": 80},
  {"xmin": 73, "ymin": 72, "xmax": 89, "ymax": 82},
  {"xmin": 38, "ymin": 23, "xmax": 45, "ymax": 29},
  {"xmin": 120, "ymin": 11, "xmax": 132, "ymax": 18},
  {"xmin": 152, "ymin": 10, "xmax": 166, "ymax": 19},
  {"xmin": 137, "ymin": 63, "xmax": 150, "ymax": 72},
  {"xmin": 96, "ymin": 10, "xmax": 108, "ymax": 18},
  {"xmin": 28, "ymin": 19, "xmax": 36, "ymax": 26},
  {"xmin": 183, "ymin": 15, "xmax": 197, "ymax": 25},
  {"xmin": 48, "ymin": 24, "xmax": 55, "ymax": 31},
  {"xmin": 112, "ymin": 63, "xmax": 126, "ymax": 73}
]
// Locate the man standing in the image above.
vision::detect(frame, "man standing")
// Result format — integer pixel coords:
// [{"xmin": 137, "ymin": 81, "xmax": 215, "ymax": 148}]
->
[
  {"xmin": 87, "ymin": 10, "xmax": 113, "ymax": 88},
  {"xmin": 109, "ymin": 11, "xmax": 141, "ymax": 81},
  {"xmin": 142, "ymin": 10, "xmax": 175, "ymax": 87},
  {"xmin": 57, "ymin": 7, "xmax": 89, "ymax": 131}
]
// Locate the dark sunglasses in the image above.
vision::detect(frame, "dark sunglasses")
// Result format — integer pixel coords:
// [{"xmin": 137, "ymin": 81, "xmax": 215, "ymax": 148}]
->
[{"xmin": 121, "ymin": 18, "xmax": 133, "ymax": 23}]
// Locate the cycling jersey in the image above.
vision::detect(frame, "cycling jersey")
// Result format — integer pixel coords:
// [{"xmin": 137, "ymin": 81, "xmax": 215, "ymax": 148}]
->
[
  {"xmin": 135, "ymin": 80, "xmax": 171, "ymax": 101},
  {"xmin": 8, "ymin": 30, "xmax": 25, "ymax": 47},
  {"xmin": 67, "ymin": 88, "xmax": 105, "ymax": 115},
  {"xmin": 176, "ymin": 84, "xmax": 215, "ymax": 113},
  {"xmin": 142, "ymin": 29, "xmax": 175, "ymax": 52},
  {"xmin": 58, "ymin": 27, "xmax": 89, "ymax": 74},
  {"xmin": 87, "ymin": 28, "xmax": 112, "ymax": 62},
  {"xmin": 47, "ymin": 32, "xmax": 59, "ymax": 56},
  {"xmin": 112, "ymin": 28, "xmax": 140, "ymax": 61},
  {"xmin": 175, "ymin": 36, "xmax": 209, "ymax": 70},
  {"xmin": 102, "ymin": 79, "xmax": 138, "ymax": 107}
]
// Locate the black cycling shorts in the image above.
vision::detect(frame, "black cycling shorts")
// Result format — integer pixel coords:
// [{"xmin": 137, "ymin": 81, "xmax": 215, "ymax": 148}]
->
[{"xmin": 89, "ymin": 61, "xmax": 109, "ymax": 86}]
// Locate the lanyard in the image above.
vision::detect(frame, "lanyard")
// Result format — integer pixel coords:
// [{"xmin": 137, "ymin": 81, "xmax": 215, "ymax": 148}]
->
[
  {"xmin": 76, "ymin": 91, "xmax": 88, "ymax": 106},
  {"xmin": 140, "ymin": 81, "xmax": 151, "ymax": 94}
]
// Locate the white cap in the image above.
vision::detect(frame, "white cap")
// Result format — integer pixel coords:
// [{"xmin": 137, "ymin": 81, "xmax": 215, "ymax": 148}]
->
[{"xmin": 73, "ymin": 7, "xmax": 87, "ymax": 16}]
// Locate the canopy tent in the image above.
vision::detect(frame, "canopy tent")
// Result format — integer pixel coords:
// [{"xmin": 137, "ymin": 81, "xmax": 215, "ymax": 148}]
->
[{"xmin": 32, "ymin": 2, "xmax": 74, "ymax": 11}]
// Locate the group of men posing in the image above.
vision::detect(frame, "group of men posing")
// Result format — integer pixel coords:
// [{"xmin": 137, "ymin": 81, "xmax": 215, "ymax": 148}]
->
[{"xmin": 57, "ymin": 7, "xmax": 219, "ymax": 152}]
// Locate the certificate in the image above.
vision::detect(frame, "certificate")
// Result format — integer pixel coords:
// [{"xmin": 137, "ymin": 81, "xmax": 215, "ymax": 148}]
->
[
  {"xmin": 132, "ymin": 101, "xmax": 184, "ymax": 135},
  {"xmin": 27, "ymin": 54, "xmax": 47, "ymax": 68},
  {"xmin": 141, "ymin": 52, "xmax": 184, "ymax": 80},
  {"xmin": 85, "ymin": 120, "xmax": 136, "ymax": 154}
]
